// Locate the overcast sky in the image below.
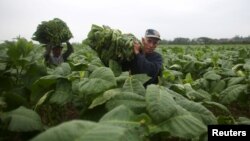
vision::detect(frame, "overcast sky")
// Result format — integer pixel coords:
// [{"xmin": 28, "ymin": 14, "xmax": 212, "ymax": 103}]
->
[{"xmin": 0, "ymin": 0, "xmax": 249, "ymax": 43}]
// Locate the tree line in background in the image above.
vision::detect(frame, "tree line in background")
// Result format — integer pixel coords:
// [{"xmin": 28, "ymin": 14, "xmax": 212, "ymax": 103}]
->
[{"xmin": 160, "ymin": 35, "xmax": 250, "ymax": 45}]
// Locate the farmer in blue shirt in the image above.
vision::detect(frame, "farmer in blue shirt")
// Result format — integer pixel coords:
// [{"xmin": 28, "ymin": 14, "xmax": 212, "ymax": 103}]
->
[{"xmin": 122, "ymin": 29, "xmax": 163, "ymax": 86}]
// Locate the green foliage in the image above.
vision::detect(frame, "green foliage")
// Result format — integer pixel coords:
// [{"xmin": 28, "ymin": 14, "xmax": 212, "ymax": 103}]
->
[
  {"xmin": 1, "ymin": 35, "xmax": 250, "ymax": 141},
  {"xmin": 31, "ymin": 75, "xmax": 57, "ymax": 104},
  {"xmin": 85, "ymin": 24, "xmax": 140, "ymax": 66},
  {"xmin": 77, "ymin": 67, "xmax": 117, "ymax": 100},
  {"xmin": 109, "ymin": 60, "xmax": 122, "ymax": 77},
  {"xmin": 237, "ymin": 117, "xmax": 250, "ymax": 125},
  {"xmin": 31, "ymin": 120, "xmax": 142, "ymax": 141},
  {"xmin": 123, "ymin": 76, "xmax": 146, "ymax": 96},
  {"xmin": 227, "ymin": 77, "xmax": 245, "ymax": 86},
  {"xmin": 151, "ymin": 88, "xmax": 208, "ymax": 139},
  {"xmin": 203, "ymin": 71, "xmax": 221, "ymax": 81},
  {"xmin": 1, "ymin": 37, "xmax": 39, "ymax": 85},
  {"xmin": 211, "ymin": 80, "xmax": 226, "ymax": 93},
  {"xmin": 184, "ymin": 83, "xmax": 211, "ymax": 101},
  {"xmin": 1, "ymin": 106, "xmax": 43, "ymax": 132},
  {"xmin": 146, "ymin": 85, "xmax": 177, "ymax": 123},
  {"xmin": 201, "ymin": 101, "xmax": 231, "ymax": 115},
  {"xmin": 100, "ymin": 105, "xmax": 135, "ymax": 122},
  {"xmin": 99, "ymin": 105, "xmax": 148, "ymax": 140},
  {"xmin": 6, "ymin": 38, "xmax": 34, "ymax": 63},
  {"xmin": 156, "ymin": 113, "xmax": 207, "ymax": 139},
  {"xmin": 49, "ymin": 79, "xmax": 72, "ymax": 105},
  {"xmin": 2, "ymin": 92, "xmax": 29, "ymax": 111},
  {"xmin": 89, "ymin": 88, "xmax": 122, "ymax": 109},
  {"xmin": 132, "ymin": 74, "xmax": 151, "ymax": 84},
  {"xmin": 32, "ymin": 18, "xmax": 73, "ymax": 46},
  {"xmin": 47, "ymin": 63, "xmax": 72, "ymax": 77},
  {"xmin": 106, "ymin": 92, "xmax": 146, "ymax": 113},
  {"xmin": 219, "ymin": 84, "xmax": 248, "ymax": 104},
  {"xmin": 175, "ymin": 99, "xmax": 217, "ymax": 125}
]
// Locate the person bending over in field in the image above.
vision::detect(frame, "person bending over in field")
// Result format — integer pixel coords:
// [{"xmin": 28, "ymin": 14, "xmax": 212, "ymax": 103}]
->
[
  {"xmin": 122, "ymin": 29, "xmax": 163, "ymax": 87},
  {"xmin": 44, "ymin": 41, "xmax": 73, "ymax": 66}
]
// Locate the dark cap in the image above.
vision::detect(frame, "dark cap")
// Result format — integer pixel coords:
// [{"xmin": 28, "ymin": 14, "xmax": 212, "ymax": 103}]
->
[{"xmin": 145, "ymin": 29, "xmax": 161, "ymax": 40}]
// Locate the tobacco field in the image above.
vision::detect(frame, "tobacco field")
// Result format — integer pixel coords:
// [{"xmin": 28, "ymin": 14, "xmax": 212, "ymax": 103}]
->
[{"xmin": 0, "ymin": 38, "xmax": 250, "ymax": 141}]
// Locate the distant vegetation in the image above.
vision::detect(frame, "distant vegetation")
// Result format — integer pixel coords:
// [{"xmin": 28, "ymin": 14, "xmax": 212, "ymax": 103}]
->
[{"xmin": 160, "ymin": 35, "xmax": 250, "ymax": 45}]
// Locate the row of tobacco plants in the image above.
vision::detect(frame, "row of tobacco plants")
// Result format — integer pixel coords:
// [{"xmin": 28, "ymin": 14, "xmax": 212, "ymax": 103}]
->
[{"xmin": 0, "ymin": 38, "xmax": 250, "ymax": 141}]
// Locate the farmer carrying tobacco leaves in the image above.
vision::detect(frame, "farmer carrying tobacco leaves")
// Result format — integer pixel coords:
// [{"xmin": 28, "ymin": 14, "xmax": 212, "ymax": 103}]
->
[
  {"xmin": 32, "ymin": 18, "xmax": 74, "ymax": 66},
  {"xmin": 44, "ymin": 41, "xmax": 73, "ymax": 66},
  {"xmin": 85, "ymin": 25, "xmax": 162, "ymax": 86},
  {"xmin": 122, "ymin": 29, "xmax": 163, "ymax": 86}
]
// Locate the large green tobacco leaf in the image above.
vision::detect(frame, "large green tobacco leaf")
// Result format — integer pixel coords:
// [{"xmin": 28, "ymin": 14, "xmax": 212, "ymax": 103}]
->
[
  {"xmin": 227, "ymin": 77, "xmax": 245, "ymax": 86},
  {"xmin": 219, "ymin": 84, "xmax": 248, "ymax": 104},
  {"xmin": 146, "ymin": 86, "xmax": 207, "ymax": 138},
  {"xmin": 106, "ymin": 92, "xmax": 146, "ymax": 113},
  {"xmin": 202, "ymin": 101, "xmax": 230, "ymax": 115},
  {"xmin": 49, "ymin": 79, "xmax": 72, "ymax": 105},
  {"xmin": 132, "ymin": 74, "xmax": 151, "ymax": 84},
  {"xmin": 100, "ymin": 105, "xmax": 148, "ymax": 139},
  {"xmin": 31, "ymin": 76, "xmax": 56, "ymax": 104},
  {"xmin": 210, "ymin": 80, "xmax": 226, "ymax": 93},
  {"xmin": 156, "ymin": 107, "xmax": 207, "ymax": 139},
  {"xmin": 123, "ymin": 76, "xmax": 145, "ymax": 96},
  {"xmin": 169, "ymin": 84, "xmax": 185, "ymax": 95},
  {"xmin": 165, "ymin": 87, "xmax": 187, "ymax": 100},
  {"xmin": 115, "ymin": 72, "xmax": 129, "ymax": 86},
  {"xmin": 78, "ymin": 67, "xmax": 117, "ymax": 97},
  {"xmin": 146, "ymin": 85, "xmax": 177, "ymax": 123},
  {"xmin": 101, "ymin": 105, "xmax": 151, "ymax": 128},
  {"xmin": 31, "ymin": 120, "xmax": 142, "ymax": 141},
  {"xmin": 100, "ymin": 105, "xmax": 135, "ymax": 122},
  {"xmin": 47, "ymin": 63, "xmax": 72, "ymax": 77},
  {"xmin": 100, "ymin": 105, "xmax": 141, "ymax": 128},
  {"xmin": 203, "ymin": 71, "xmax": 221, "ymax": 81},
  {"xmin": 192, "ymin": 78, "xmax": 210, "ymax": 91},
  {"xmin": 89, "ymin": 88, "xmax": 122, "ymax": 109},
  {"xmin": 184, "ymin": 83, "xmax": 210, "ymax": 101},
  {"xmin": 1, "ymin": 106, "xmax": 43, "ymax": 132},
  {"xmin": 175, "ymin": 99, "xmax": 217, "ymax": 125},
  {"xmin": 89, "ymin": 67, "xmax": 116, "ymax": 84}
]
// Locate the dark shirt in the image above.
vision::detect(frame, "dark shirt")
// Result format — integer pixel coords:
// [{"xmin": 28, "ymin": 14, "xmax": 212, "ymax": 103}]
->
[
  {"xmin": 44, "ymin": 42, "xmax": 73, "ymax": 66},
  {"xmin": 122, "ymin": 52, "xmax": 163, "ymax": 86}
]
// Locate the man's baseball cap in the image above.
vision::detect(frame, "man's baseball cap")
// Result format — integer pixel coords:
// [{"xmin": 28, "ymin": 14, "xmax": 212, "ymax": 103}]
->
[{"xmin": 145, "ymin": 29, "xmax": 161, "ymax": 40}]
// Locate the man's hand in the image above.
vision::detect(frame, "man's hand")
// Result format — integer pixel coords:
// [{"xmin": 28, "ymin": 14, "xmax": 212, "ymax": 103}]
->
[
  {"xmin": 133, "ymin": 41, "xmax": 141, "ymax": 55},
  {"xmin": 66, "ymin": 41, "xmax": 71, "ymax": 46}
]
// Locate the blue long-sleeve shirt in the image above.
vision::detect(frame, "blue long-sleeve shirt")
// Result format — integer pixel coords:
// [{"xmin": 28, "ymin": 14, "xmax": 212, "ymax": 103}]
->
[{"xmin": 122, "ymin": 52, "xmax": 163, "ymax": 86}]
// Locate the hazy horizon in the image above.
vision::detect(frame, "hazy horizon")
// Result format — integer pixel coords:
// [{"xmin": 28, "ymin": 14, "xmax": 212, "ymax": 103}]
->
[{"xmin": 0, "ymin": 0, "xmax": 249, "ymax": 43}]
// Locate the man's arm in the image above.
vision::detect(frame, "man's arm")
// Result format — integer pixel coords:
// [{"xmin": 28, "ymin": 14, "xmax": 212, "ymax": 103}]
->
[
  {"xmin": 133, "ymin": 41, "xmax": 162, "ymax": 77},
  {"xmin": 44, "ymin": 45, "xmax": 52, "ymax": 64},
  {"xmin": 134, "ymin": 53, "xmax": 162, "ymax": 77},
  {"xmin": 62, "ymin": 41, "xmax": 74, "ymax": 61}
]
